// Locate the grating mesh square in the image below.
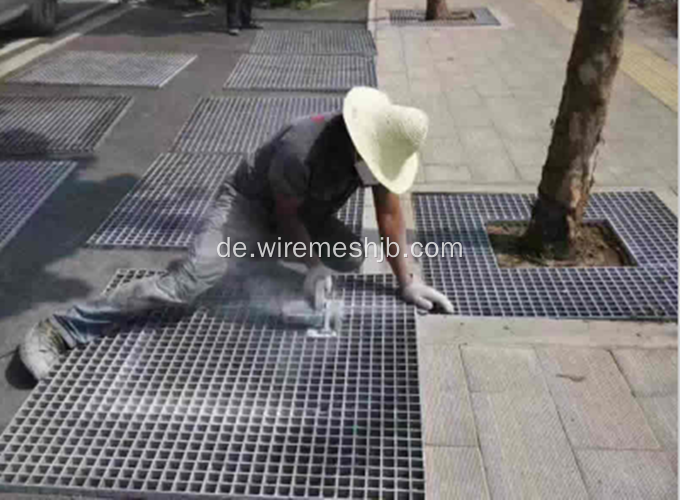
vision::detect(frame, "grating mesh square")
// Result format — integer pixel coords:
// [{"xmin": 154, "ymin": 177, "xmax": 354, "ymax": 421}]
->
[
  {"xmin": 335, "ymin": 188, "xmax": 365, "ymax": 238},
  {"xmin": 86, "ymin": 154, "xmax": 242, "ymax": 249},
  {"xmin": 250, "ymin": 30, "xmax": 376, "ymax": 55},
  {"xmin": 0, "ymin": 95, "xmax": 132, "ymax": 155},
  {"xmin": 0, "ymin": 160, "xmax": 76, "ymax": 251},
  {"xmin": 388, "ymin": 7, "xmax": 500, "ymax": 26},
  {"xmin": 0, "ymin": 272, "xmax": 424, "ymax": 500},
  {"xmin": 8, "ymin": 51, "xmax": 197, "ymax": 88},
  {"xmin": 224, "ymin": 55, "xmax": 376, "ymax": 91},
  {"xmin": 412, "ymin": 191, "xmax": 678, "ymax": 320},
  {"xmin": 171, "ymin": 96, "xmax": 343, "ymax": 154}
]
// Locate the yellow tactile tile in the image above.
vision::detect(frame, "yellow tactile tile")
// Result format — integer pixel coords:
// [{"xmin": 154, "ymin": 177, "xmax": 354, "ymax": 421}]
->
[{"xmin": 531, "ymin": 0, "xmax": 677, "ymax": 111}]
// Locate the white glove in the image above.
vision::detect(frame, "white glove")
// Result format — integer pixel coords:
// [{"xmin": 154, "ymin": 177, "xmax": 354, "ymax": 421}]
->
[
  {"xmin": 303, "ymin": 263, "xmax": 333, "ymax": 310},
  {"xmin": 401, "ymin": 281, "xmax": 454, "ymax": 314}
]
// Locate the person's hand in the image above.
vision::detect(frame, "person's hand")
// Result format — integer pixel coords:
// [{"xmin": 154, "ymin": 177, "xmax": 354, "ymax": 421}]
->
[
  {"xmin": 401, "ymin": 281, "xmax": 454, "ymax": 314},
  {"xmin": 303, "ymin": 263, "xmax": 333, "ymax": 310}
]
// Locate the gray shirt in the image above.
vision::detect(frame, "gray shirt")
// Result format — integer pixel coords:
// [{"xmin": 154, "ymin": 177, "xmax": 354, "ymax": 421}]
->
[{"xmin": 232, "ymin": 112, "xmax": 361, "ymax": 229}]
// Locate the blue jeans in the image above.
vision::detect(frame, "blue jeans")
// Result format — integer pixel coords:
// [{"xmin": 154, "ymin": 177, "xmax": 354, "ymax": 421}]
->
[{"xmin": 52, "ymin": 183, "xmax": 363, "ymax": 347}]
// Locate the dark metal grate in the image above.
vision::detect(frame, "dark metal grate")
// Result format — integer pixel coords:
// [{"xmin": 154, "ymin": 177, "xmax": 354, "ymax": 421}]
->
[
  {"xmin": 171, "ymin": 96, "xmax": 343, "ymax": 154},
  {"xmin": 87, "ymin": 154, "xmax": 242, "ymax": 249},
  {"xmin": 250, "ymin": 30, "xmax": 376, "ymax": 55},
  {"xmin": 413, "ymin": 191, "xmax": 678, "ymax": 320},
  {"xmin": 224, "ymin": 55, "xmax": 376, "ymax": 91},
  {"xmin": 0, "ymin": 160, "xmax": 76, "ymax": 251},
  {"xmin": 8, "ymin": 51, "xmax": 197, "ymax": 88},
  {"xmin": 336, "ymin": 188, "xmax": 365, "ymax": 238},
  {"xmin": 388, "ymin": 7, "xmax": 500, "ymax": 26},
  {"xmin": 0, "ymin": 272, "xmax": 423, "ymax": 500},
  {"xmin": 0, "ymin": 95, "xmax": 132, "ymax": 155}
]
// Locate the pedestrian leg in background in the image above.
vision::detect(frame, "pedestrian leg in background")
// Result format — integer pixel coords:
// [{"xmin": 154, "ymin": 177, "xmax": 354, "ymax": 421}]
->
[{"xmin": 226, "ymin": 0, "xmax": 242, "ymax": 34}]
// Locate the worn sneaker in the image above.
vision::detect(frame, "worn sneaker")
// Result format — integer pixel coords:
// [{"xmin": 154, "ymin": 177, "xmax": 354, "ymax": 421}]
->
[
  {"xmin": 228, "ymin": 28, "xmax": 240, "ymax": 36},
  {"xmin": 20, "ymin": 319, "xmax": 69, "ymax": 381}
]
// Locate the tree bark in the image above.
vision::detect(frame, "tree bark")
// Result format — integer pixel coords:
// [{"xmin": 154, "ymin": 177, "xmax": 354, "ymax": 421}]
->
[
  {"xmin": 425, "ymin": 0, "xmax": 449, "ymax": 20},
  {"xmin": 522, "ymin": 0, "xmax": 628, "ymax": 258}
]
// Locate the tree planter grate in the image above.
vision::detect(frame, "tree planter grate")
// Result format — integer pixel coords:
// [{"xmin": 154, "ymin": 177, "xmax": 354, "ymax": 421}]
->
[
  {"xmin": 0, "ymin": 160, "xmax": 76, "ymax": 251},
  {"xmin": 0, "ymin": 95, "xmax": 132, "ymax": 155},
  {"xmin": 171, "ymin": 96, "xmax": 343, "ymax": 154},
  {"xmin": 388, "ymin": 8, "xmax": 500, "ymax": 27},
  {"xmin": 0, "ymin": 272, "xmax": 424, "ymax": 500},
  {"xmin": 8, "ymin": 51, "xmax": 197, "ymax": 88},
  {"xmin": 250, "ymin": 30, "xmax": 376, "ymax": 55},
  {"xmin": 413, "ymin": 191, "xmax": 677, "ymax": 320},
  {"xmin": 224, "ymin": 55, "xmax": 376, "ymax": 91},
  {"xmin": 86, "ymin": 154, "xmax": 242, "ymax": 249}
]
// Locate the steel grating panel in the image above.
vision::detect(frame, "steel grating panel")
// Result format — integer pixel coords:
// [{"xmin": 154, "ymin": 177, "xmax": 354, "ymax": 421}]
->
[
  {"xmin": 335, "ymin": 188, "xmax": 365, "ymax": 238},
  {"xmin": 224, "ymin": 55, "xmax": 376, "ymax": 91},
  {"xmin": 0, "ymin": 160, "xmax": 76, "ymax": 251},
  {"xmin": 8, "ymin": 51, "xmax": 197, "ymax": 88},
  {"xmin": 412, "ymin": 191, "xmax": 678, "ymax": 320},
  {"xmin": 87, "ymin": 154, "xmax": 242, "ymax": 249},
  {"xmin": 171, "ymin": 96, "xmax": 343, "ymax": 154},
  {"xmin": 0, "ymin": 274, "xmax": 424, "ymax": 500},
  {"xmin": 103, "ymin": 269, "xmax": 403, "ymax": 312},
  {"xmin": 250, "ymin": 30, "xmax": 376, "ymax": 55},
  {"xmin": 0, "ymin": 95, "xmax": 132, "ymax": 155},
  {"xmin": 388, "ymin": 7, "xmax": 500, "ymax": 26}
]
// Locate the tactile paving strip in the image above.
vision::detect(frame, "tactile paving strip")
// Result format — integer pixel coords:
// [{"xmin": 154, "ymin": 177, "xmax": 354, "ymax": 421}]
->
[
  {"xmin": 0, "ymin": 160, "xmax": 76, "ymax": 251},
  {"xmin": 224, "ymin": 55, "xmax": 376, "ymax": 91},
  {"xmin": 250, "ymin": 30, "xmax": 376, "ymax": 55},
  {"xmin": 8, "ymin": 51, "xmax": 197, "ymax": 88},
  {"xmin": 87, "ymin": 154, "xmax": 242, "ymax": 249},
  {"xmin": 171, "ymin": 96, "xmax": 343, "ymax": 154},
  {"xmin": 0, "ymin": 277, "xmax": 423, "ymax": 500},
  {"xmin": 413, "ymin": 191, "xmax": 678, "ymax": 320},
  {"xmin": 388, "ymin": 7, "xmax": 500, "ymax": 26},
  {"xmin": 0, "ymin": 95, "xmax": 132, "ymax": 155}
]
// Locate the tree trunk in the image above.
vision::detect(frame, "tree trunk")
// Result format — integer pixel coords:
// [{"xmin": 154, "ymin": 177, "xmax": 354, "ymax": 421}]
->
[
  {"xmin": 522, "ymin": 0, "xmax": 628, "ymax": 258},
  {"xmin": 425, "ymin": 0, "xmax": 449, "ymax": 20}
]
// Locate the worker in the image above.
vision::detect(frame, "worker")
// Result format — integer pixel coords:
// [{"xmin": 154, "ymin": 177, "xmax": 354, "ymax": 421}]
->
[
  {"xmin": 226, "ymin": 0, "xmax": 262, "ymax": 36},
  {"xmin": 20, "ymin": 87, "xmax": 454, "ymax": 381}
]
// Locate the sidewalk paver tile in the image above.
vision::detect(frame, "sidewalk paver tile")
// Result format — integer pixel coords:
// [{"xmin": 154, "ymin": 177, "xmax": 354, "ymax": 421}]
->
[
  {"xmin": 422, "ymin": 164, "xmax": 472, "ymax": 183},
  {"xmin": 576, "ymin": 449, "xmax": 677, "ymax": 499},
  {"xmin": 461, "ymin": 346, "xmax": 547, "ymax": 394},
  {"xmin": 638, "ymin": 396, "xmax": 678, "ymax": 473},
  {"xmin": 613, "ymin": 349, "xmax": 678, "ymax": 396},
  {"xmin": 472, "ymin": 390, "xmax": 589, "ymax": 500},
  {"xmin": 421, "ymin": 137, "xmax": 465, "ymax": 165},
  {"xmin": 537, "ymin": 347, "xmax": 660, "ymax": 449},
  {"xmin": 425, "ymin": 447, "xmax": 490, "ymax": 500},
  {"xmin": 418, "ymin": 345, "xmax": 477, "ymax": 446}
]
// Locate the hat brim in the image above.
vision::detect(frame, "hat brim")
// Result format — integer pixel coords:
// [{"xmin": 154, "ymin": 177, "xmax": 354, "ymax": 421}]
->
[{"xmin": 343, "ymin": 88, "xmax": 419, "ymax": 195}]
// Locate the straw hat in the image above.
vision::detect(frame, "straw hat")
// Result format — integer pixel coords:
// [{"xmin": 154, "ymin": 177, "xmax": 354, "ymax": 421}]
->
[{"xmin": 343, "ymin": 87, "xmax": 428, "ymax": 194}]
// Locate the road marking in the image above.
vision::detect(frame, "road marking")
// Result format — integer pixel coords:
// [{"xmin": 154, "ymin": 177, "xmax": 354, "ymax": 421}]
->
[
  {"xmin": 530, "ymin": 0, "xmax": 678, "ymax": 112},
  {"xmin": 0, "ymin": 3, "xmax": 133, "ymax": 81}
]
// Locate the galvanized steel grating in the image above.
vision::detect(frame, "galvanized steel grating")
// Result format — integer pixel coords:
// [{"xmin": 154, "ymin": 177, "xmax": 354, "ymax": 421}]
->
[
  {"xmin": 224, "ymin": 55, "xmax": 376, "ymax": 91},
  {"xmin": 8, "ymin": 51, "xmax": 197, "ymax": 88},
  {"xmin": 171, "ymin": 96, "xmax": 343, "ymax": 154},
  {"xmin": 388, "ymin": 7, "xmax": 500, "ymax": 26},
  {"xmin": 87, "ymin": 154, "xmax": 242, "ymax": 249},
  {"xmin": 0, "ymin": 275, "xmax": 424, "ymax": 499},
  {"xmin": 0, "ymin": 95, "xmax": 132, "ymax": 155},
  {"xmin": 0, "ymin": 160, "xmax": 76, "ymax": 251},
  {"xmin": 250, "ymin": 30, "xmax": 376, "ymax": 55},
  {"xmin": 336, "ymin": 188, "xmax": 364, "ymax": 238},
  {"xmin": 413, "ymin": 191, "xmax": 678, "ymax": 320}
]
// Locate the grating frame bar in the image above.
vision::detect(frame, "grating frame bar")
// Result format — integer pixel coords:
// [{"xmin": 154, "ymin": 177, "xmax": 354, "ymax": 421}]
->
[
  {"xmin": 171, "ymin": 96, "xmax": 344, "ymax": 154},
  {"xmin": 224, "ymin": 55, "xmax": 377, "ymax": 91},
  {"xmin": 0, "ymin": 160, "xmax": 77, "ymax": 251},
  {"xmin": 8, "ymin": 51, "xmax": 198, "ymax": 88},
  {"xmin": 86, "ymin": 153, "xmax": 242, "ymax": 249},
  {"xmin": 0, "ymin": 95, "xmax": 133, "ymax": 155},
  {"xmin": 250, "ymin": 30, "xmax": 377, "ymax": 55},
  {"xmin": 388, "ymin": 7, "xmax": 501, "ymax": 26}
]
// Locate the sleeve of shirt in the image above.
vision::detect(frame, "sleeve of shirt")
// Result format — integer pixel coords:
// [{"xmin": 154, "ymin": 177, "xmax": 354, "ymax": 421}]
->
[{"xmin": 267, "ymin": 142, "xmax": 310, "ymax": 200}]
